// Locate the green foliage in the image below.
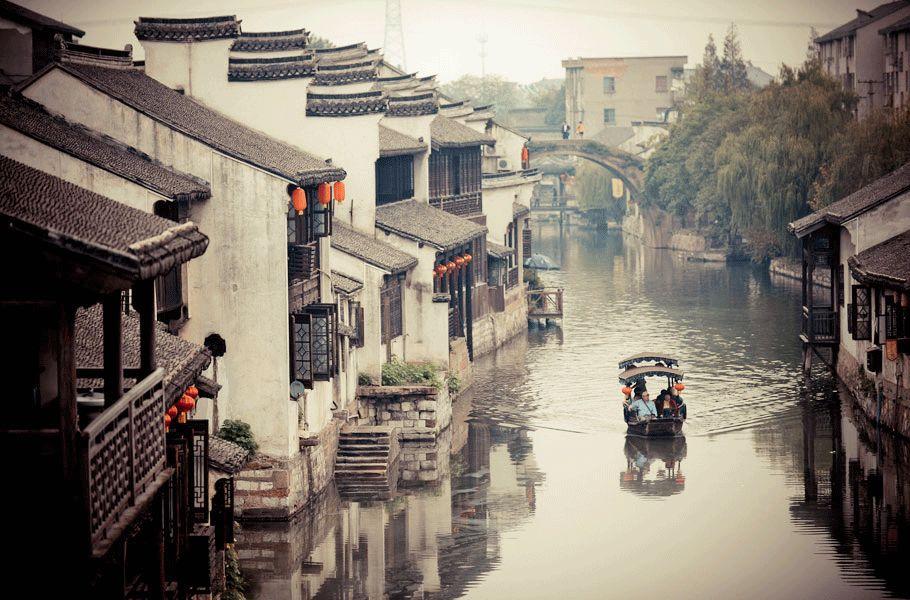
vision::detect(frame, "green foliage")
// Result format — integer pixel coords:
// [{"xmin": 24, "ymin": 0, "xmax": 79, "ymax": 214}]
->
[
  {"xmin": 381, "ymin": 357, "xmax": 443, "ymax": 390},
  {"xmin": 524, "ymin": 80, "xmax": 566, "ymax": 127},
  {"xmin": 447, "ymin": 373, "xmax": 461, "ymax": 396},
  {"xmin": 440, "ymin": 74, "xmax": 521, "ymax": 114},
  {"xmin": 307, "ymin": 35, "xmax": 334, "ymax": 50},
  {"xmin": 575, "ymin": 161, "xmax": 626, "ymax": 222},
  {"xmin": 357, "ymin": 373, "xmax": 373, "ymax": 386},
  {"xmin": 223, "ymin": 546, "xmax": 248, "ymax": 600},
  {"xmin": 216, "ymin": 420, "xmax": 258, "ymax": 454}
]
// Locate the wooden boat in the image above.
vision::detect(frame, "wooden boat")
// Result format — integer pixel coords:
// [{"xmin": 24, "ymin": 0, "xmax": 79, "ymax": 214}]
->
[{"xmin": 619, "ymin": 353, "xmax": 687, "ymax": 437}]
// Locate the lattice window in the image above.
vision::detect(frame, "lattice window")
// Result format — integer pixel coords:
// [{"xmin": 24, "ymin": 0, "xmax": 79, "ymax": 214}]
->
[
  {"xmin": 290, "ymin": 312, "xmax": 313, "ymax": 387},
  {"xmin": 837, "ymin": 264, "xmax": 844, "ymax": 307},
  {"xmin": 380, "ymin": 276, "xmax": 403, "ymax": 341},
  {"xmin": 288, "ymin": 187, "xmax": 332, "ymax": 244},
  {"xmin": 213, "ymin": 477, "xmax": 234, "ymax": 550},
  {"xmin": 305, "ymin": 304, "xmax": 337, "ymax": 380},
  {"xmin": 852, "ymin": 285, "xmax": 871, "ymax": 341},
  {"xmin": 186, "ymin": 420, "xmax": 209, "ymax": 523}
]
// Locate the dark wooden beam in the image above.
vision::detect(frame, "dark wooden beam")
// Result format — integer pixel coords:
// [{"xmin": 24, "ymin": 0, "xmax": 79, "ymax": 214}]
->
[
  {"xmin": 102, "ymin": 292, "xmax": 122, "ymax": 407},
  {"xmin": 135, "ymin": 279, "xmax": 157, "ymax": 378},
  {"xmin": 466, "ymin": 260, "xmax": 474, "ymax": 361}
]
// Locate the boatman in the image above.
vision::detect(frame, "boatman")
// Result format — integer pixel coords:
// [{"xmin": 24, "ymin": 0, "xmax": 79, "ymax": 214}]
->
[{"xmin": 629, "ymin": 390, "xmax": 657, "ymax": 421}]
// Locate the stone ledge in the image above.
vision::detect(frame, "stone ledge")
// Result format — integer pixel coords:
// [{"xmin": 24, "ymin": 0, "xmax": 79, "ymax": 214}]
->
[{"xmin": 358, "ymin": 385, "xmax": 439, "ymax": 397}]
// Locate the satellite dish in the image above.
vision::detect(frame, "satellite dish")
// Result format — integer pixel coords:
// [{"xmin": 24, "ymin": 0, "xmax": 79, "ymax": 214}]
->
[{"xmin": 290, "ymin": 380, "xmax": 307, "ymax": 400}]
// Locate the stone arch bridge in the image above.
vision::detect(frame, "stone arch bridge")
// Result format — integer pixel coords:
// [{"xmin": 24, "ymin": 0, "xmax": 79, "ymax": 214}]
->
[{"xmin": 528, "ymin": 139, "xmax": 645, "ymax": 198}]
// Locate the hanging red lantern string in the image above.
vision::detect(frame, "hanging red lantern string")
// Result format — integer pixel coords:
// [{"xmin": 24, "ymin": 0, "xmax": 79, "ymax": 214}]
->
[
  {"xmin": 674, "ymin": 383, "xmax": 685, "ymax": 392},
  {"xmin": 435, "ymin": 264, "xmax": 448, "ymax": 277},
  {"xmin": 186, "ymin": 385, "xmax": 199, "ymax": 399},
  {"xmin": 621, "ymin": 386, "xmax": 632, "ymax": 396},
  {"xmin": 464, "ymin": 253, "xmax": 472, "ymax": 263},
  {"xmin": 447, "ymin": 261, "xmax": 457, "ymax": 272},
  {"xmin": 333, "ymin": 181, "xmax": 345, "ymax": 203},
  {"xmin": 455, "ymin": 256, "xmax": 465, "ymax": 268},
  {"xmin": 291, "ymin": 187, "xmax": 307, "ymax": 214},
  {"xmin": 167, "ymin": 405, "xmax": 178, "ymax": 419},
  {"xmin": 164, "ymin": 413, "xmax": 172, "ymax": 430},
  {"xmin": 317, "ymin": 182, "xmax": 332, "ymax": 206}
]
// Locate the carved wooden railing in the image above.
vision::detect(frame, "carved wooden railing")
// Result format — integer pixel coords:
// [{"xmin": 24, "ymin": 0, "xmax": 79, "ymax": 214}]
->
[
  {"xmin": 802, "ymin": 306, "xmax": 837, "ymax": 343},
  {"xmin": 429, "ymin": 191, "xmax": 482, "ymax": 217},
  {"xmin": 81, "ymin": 368, "xmax": 167, "ymax": 557},
  {"xmin": 289, "ymin": 274, "xmax": 320, "ymax": 312},
  {"xmin": 527, "ymin": 288, "xmax": 564, "ymax": 318},
  {"xmin": 506, "ymin": 266, "xmax": 520, "ymax": 289}
]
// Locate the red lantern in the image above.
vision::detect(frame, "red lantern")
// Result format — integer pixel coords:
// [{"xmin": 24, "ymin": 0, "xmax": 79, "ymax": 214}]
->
[
  {"xmin": 164, "ymin": 413, "xmax": 172, "ymax": 427},
  {"xmin": 455, "ymin": 256, "xmax": 465, "ymax": 267},
  {"xmin": 291, "ymin": 187, "xmax": 307, "ymax": 214},
  {"xmin": 621, "ymin": 386, "xmax": 632, "ymax": 396},
  {"xmin": 186, "ymin": 385, "xmax": 199, "ymax": 399},
  {"xmin": 178, "ymin": 394, "xmax": 195, "ymax": 412},
  {"xmin": 317, "ymin": 182, "xmax": 332, "ymax": 206},
  {"xmin": 674, "ymin": 383, "xmax": 685, "ymax": 392},
  {"xmin": 447, "ymin": 261, "xmax": 456, "ymax": 272},
  {"xmin": 435, "ymin": 264, "xmax": 447, "ymax": 276},
  {"xmin": 167, "ymin": 405, "xmax": 178, "ymax": 418},
  {"xmin": 464, "ymin": 253, "xmax": 472, "ymax": 263},
  {"xmin": 333, "ymin": 181, "xmax": 345, "ymax": 203}
]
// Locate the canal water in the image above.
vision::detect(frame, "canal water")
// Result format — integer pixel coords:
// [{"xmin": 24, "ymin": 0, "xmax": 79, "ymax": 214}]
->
[{"xmin": 238, "ymin": 225, "xmax": 910, "ymax": 599}]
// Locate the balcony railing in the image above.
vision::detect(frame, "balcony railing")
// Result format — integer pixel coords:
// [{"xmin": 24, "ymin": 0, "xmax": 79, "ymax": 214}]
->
[
  {"xmin": 801, "ymin": 306, "xmax": 838, "ymax": 344},
  {"xmin": 429, "ymin": 191, "xmax": 482, "ymax": 217},
  {"xmin": 506, "ymin": 266, "xmax": 520, "ymax": 289},
  {"xmin": 80, "ymin": 368, "xmax": 169, "ymax": 557},
  {"xmin": 528, "ymin": 288, "xmax": 564, "ymax": 319},
  {"xmin": 289, "ymin": 274, "xmax": 320, "ymax": 312}
]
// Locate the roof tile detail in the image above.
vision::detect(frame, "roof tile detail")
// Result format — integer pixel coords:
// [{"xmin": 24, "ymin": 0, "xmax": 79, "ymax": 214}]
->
[
  {"xmin": 386, "ymin": 92, "xmax": 439, "ymax": 117},
  {"xmin": 0, "ymin": 94, "xmax": 210, "ymax": 201},
  {"xmin": 134, "ymin": 16, "xmax": 241, "ymax": 42},
  {"xmin": 430, "ymin": 114, "xmax": 495, "ymax": 149},
  {"xmin": 332, "ymin": 270, "xmax": 364, "ymax": 295},
  {"xmin": 209, "ymin": 437, "xmax": 251, "ymax": 473},
  {"xmin": 306, "ymin": 91, "xmax": 387, "ymax": 117},
  {"xmin": 375, "ymin": 200, "xmax": 486, "ymax": 250},
  {"xmin": 790, "ymin": 161, "xmax": 910, "ymax": 236},
  {"xmin": 0, "ymin": 155, "xmax": 208, "ymax": 280},
  {"xmin": 379, "ymin": 125, "xmax": 426, "ymax": 157},
  {"xmin": 38, "ymin": 63, "xmax": 344, "ymax": 185},
  {"xmin": 228, "ymin": 54, "xmax": 316, "ymax": 81},
  {"xmin": 848, "ymin": 230, "xmax": 910, "ymax": 291},
  {"xmin": 231, "ymin": 28, "xmax": 309, "ymax": 52},
  {"xmin": 331, "ymin": 222, "xmax": 417, "ymax": 273},
  {"xmin": 75, "ymin": 304, "xmax": 211, "ymax": 404}
]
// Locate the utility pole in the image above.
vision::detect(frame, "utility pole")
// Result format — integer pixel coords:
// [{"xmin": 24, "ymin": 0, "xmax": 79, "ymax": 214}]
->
[
  {"xmin": 477, "ymin": 33, "xmax": 488, "ymax": 78},
  {"xmin": 384, "ymin": 0, "xmax": 407, "ymax": 71}
]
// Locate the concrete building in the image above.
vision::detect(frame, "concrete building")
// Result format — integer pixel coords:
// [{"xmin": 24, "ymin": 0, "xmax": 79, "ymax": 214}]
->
[
  {"xmin": 562, "ymin": 55, "xmax": 687, "ymax": 139},
  {"xmin": 880, "ymin": 16, "xmax": 910, "ymax": 110},
  {"xmin": 791, "ymin": 162, "xmax": 910, "ymax": 437},
  {"xmin": 816, "ymin": 1, "xmax": 910, "ymax": 118}
]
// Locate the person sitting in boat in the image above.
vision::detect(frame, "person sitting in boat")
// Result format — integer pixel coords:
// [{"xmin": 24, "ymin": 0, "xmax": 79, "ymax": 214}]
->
[
  {"xmin": 660, "ymin": 391, "xmax": 678, "ymax": 418},
  {"xmin": 629, "ymin": 390, "xmax": 657, "ymax": 421},
  {"xmin": 672, "ymin": 387, "xmax": 686, "ymax": 419}
]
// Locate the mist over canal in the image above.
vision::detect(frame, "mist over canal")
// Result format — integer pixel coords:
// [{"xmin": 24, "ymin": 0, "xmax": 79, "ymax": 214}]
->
[{"xmin": 238, "ymin": 224, "xmax": 910, "ymax": 599}]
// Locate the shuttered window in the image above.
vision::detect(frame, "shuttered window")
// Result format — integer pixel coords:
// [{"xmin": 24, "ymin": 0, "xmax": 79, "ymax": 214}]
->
[
  {"xmin": 290, "ymin": 304, "xmax": 338, "ymax": 386},
  {"xmin": 376, "ymin": 155, "xmax": 415, "ymax": 205},
  {"xmin": 380, "ymin": 276, "xmax": 403, "ymax": 341},
  {"xmin": 852, "ymin": 285, "xmax": 871, "ymax": 341}
]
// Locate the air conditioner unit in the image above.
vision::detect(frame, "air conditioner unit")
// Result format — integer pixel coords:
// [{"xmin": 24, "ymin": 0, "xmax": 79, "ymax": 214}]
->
[{"xmin": 498, "ymin": 158, "xmax": 512, "ymax": 171}]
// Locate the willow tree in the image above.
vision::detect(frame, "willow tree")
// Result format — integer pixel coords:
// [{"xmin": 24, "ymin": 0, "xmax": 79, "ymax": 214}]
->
[
  {"xmin": 576, "ymin": 162, "xmax": 625, "ymax": 223},
  {"xmin": 715, "ymin": 59, "xmax": 854, "ymax": 260}
]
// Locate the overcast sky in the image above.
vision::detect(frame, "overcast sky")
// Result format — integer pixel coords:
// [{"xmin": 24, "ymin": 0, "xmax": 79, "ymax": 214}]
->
[{"xmin": 21, "ymin": 0, "xmax": 884, "ymax": 84}]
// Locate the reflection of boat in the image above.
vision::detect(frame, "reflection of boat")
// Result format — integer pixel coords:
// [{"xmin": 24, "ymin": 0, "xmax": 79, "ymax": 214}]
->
[
  {"xmin": 620, "ymin": 436, "xmax": 687, "ymax": 497},
  {"xmin": 618, "ymin": 353, "xmax": 687, "ymax": 437}
]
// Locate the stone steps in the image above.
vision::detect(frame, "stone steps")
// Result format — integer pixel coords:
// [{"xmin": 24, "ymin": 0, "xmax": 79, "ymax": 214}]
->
[{"xmin": 334, "ymin": 426, "xmax": 398, "ymax": 498}]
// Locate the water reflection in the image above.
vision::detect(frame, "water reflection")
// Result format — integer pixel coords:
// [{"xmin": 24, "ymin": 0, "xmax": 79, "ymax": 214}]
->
[
  {"xmin": 239, "ymin": 228, "xmax": 910, "ymax": 599},
  {"xmin": 621, "ymin": 436, "xmax": 687, "ymax": 498}
]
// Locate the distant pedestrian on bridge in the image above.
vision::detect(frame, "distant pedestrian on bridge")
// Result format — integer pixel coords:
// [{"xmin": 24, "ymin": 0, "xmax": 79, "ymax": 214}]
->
[
  {"xmin": 521, "ymin": 143, "xmax": 530, "ymax": 169},
  {"xmin": 561, "ymin": 122, "xmax": 570, "ymax": 139},
  {"xmin": 576, "ymin": 121, "xmax": 585, "ymax": 139}
]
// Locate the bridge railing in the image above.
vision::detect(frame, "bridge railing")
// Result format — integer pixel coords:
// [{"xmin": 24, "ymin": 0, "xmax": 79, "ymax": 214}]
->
[{"xmin": 527, "ymin": 288, "xmax": 564, "ymax": 318}]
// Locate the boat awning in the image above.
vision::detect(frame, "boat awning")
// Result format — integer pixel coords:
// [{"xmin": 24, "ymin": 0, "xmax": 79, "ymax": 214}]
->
[
  {"xmin": 618, "ymin": 366, "xmax": 684, "ymax": 385},
  {"xmin": 618, "ymin": 353, "xmax": 679, "ymax": 369}
]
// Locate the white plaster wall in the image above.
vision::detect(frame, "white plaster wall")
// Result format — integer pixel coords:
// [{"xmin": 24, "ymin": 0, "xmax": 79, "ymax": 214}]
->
[
  {"xmin": 838, "ymin": 192, "xmax": 910, "ymax": 368},
  {"xmin": 483, "ymin": 184, "xmax": 519, "ymax": 245},
  {"xmin": 23, "ymin": 68, "xmax": 302, "ymax": 458},
  {"xmin": 0, "ymin": 125, "xmax": 163, "ymax": 212},
  {"xmin": 142, "ymin": 39, "xmax": 234, "ymax": 101},
  {"xmin": 332, "ymin": 250, "xmax": 387, "ymax": 381}
]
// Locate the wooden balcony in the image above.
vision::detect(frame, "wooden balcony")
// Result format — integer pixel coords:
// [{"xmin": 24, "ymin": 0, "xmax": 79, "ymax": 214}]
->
[
  {"xmin": 528, "ymin": 288, "xmax": 564, "ymax": 319},
  {"xmin": 506, "ymin": 266, "xmax": 520, "ymax": 289},
  {"xmin": 289, "ymin": 275, "xmax": 320, "ymax": 312},
  {"xmin": 800, "ymin": 306, "xmax": 838, "ymax": 345},
  {"xmin": 80, "ymin": 368, "xmax": 170, "ymax": 558},
  {"xmin": 429, "ymin": 191, "xmax": 482, "ymax": 217}
]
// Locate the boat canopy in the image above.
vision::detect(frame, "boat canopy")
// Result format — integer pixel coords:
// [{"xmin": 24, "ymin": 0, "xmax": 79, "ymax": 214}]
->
[
  {"xmin": 618, "ymin": 353, "xmax": 679, "ymax": 370},
  {"xmin": 618, "ymin": 365, "xmax": 684, "ymax": 385}
]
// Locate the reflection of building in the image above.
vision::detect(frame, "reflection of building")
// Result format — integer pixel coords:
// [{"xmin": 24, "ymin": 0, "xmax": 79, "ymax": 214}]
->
[{"xmin": 237, "ymin": 420, "xmax": 543, "ymax": 598}]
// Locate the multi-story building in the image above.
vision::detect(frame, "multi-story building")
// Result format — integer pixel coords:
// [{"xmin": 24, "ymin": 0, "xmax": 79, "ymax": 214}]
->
[
  {"xmin": 790, "ymin": 162, "xmax": 910, "ymax": 438},
  {"xmin": 562, "ymin": 55, "xmax": 687, "ymax": 138},
  {"xmin": 881, "ymin": 16, "xmax": 910, "ymax": 110},
  {"xmin": 0, "ymin": 0, "xmax": 84, "ymax": 85},
  {"xmin": 816, "ymin": 1, "xmax": 910, "ymax": 117}
]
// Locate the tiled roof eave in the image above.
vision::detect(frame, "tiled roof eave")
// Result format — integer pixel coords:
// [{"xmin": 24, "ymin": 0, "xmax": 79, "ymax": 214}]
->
[
  {"xmin": 848, "ymin": 260, "xmax": 910, "ymax": 291},
  {"xmin": 39, "ymin": 63, "xmax": 344, "ymax": 186},
  {"xmin": 379, "ymin": 146, "xmax": 427, "ymax": 158}
]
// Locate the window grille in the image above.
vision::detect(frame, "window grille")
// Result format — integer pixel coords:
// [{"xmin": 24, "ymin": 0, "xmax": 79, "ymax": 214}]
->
[
  {"xmin": 852, "ymin": 285, "xmax": 871, "ymax": 341},
  {"xmin": 376, "ymin": 155, "xmax": 415, "ymax": 205},
  {"xmin": 380, "ymin": 276, "xmax": 403, "ymax": 341},
  {"xmin": 290, "ymin": 312, "xmax": 314, "ymax": 387}
]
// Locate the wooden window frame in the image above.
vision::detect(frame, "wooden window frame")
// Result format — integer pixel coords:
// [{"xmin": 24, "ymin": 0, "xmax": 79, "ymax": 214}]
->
[
  {"xmin": 852, "ymin": 285, "xmax": 871, "ymax": 341},
  {"xmin": 376, "ymin": 155, "xmax": 415, "ymax": 206},
  {"xmin": 380, "ymin": 275, "xmax": 403, "ymax": 342}
]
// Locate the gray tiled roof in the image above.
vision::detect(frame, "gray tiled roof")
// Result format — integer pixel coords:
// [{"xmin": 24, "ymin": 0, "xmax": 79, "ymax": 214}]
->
[
  {"xmin": 332, "ymin": 270, "xmax": 364, "ymax": 295},
  {"xmin": 375, "ymin": 200, "xmax": 486, "ymax": 250},
  {"xmin": 0, "ymin": 155, "xmax": 208, "ymax": 280},
  {"xmin": 816, "ymin": 1, "xmax": 909, "ymax": 42},
  {"xmin": 513, "ymin": 202, "xmax": 530, "ymax": 218},
  {"xmin": 134, "ymin": 15, "xmax": 241, "ymax": 42},
  {"xmin": 379, "ymin": 125, "xmax": 426, "ymax": 157},
  {"xmin": 209, "ymin": 436, "xmax": 251, "ymax": 473},
  {"xmin": 36, "ymin": 63, "xmax": 344, "ymax": 186},
  {"xmin": 0, "ymin": 94, "xmax": 210, "ymax": 201},
  {"xmin": 307, "ymin": 90, "xmax": 387, "ymax": 117},
  {"xmin": 331, "ymin": 222, "xmax": 417, "ymax": 273},
  {"xmin": 227, "ymin": 54, "xmax": 316, "ymax": 82},
  {"xmin": 231, "ymin": 28, "xmax": 309, "ymax": 52},
  {"xmin": 487, "ymin": 241, "xmax": 512, "ymax": 258},
  {"xmin": 848, "ymin": 230, "xmax": 910, "ymax": 291},
  {"xmin": 314, "ymin": 59, "xmax": 378, "ymax": 86},
  {"xmin": 430, "ymin": 115, "xmax": 495, "ymax": 149},
  {"xmin": 880, "ymin": 14, "xmax": 910, "ymax": 34},
  {"xmin": 790, "ymin": 162, "xmax": 910, "ymax": 237},
  {"xmin": 0, "ymin": 0, "xmax": 84, "ymax": 37},
  {"xmin": 75, "ymin": 304, "xmax": 212, "ymax": 404},
  {"xmin": 386, "ymin": 92, "xmax": 439, "ymax": 117}
]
